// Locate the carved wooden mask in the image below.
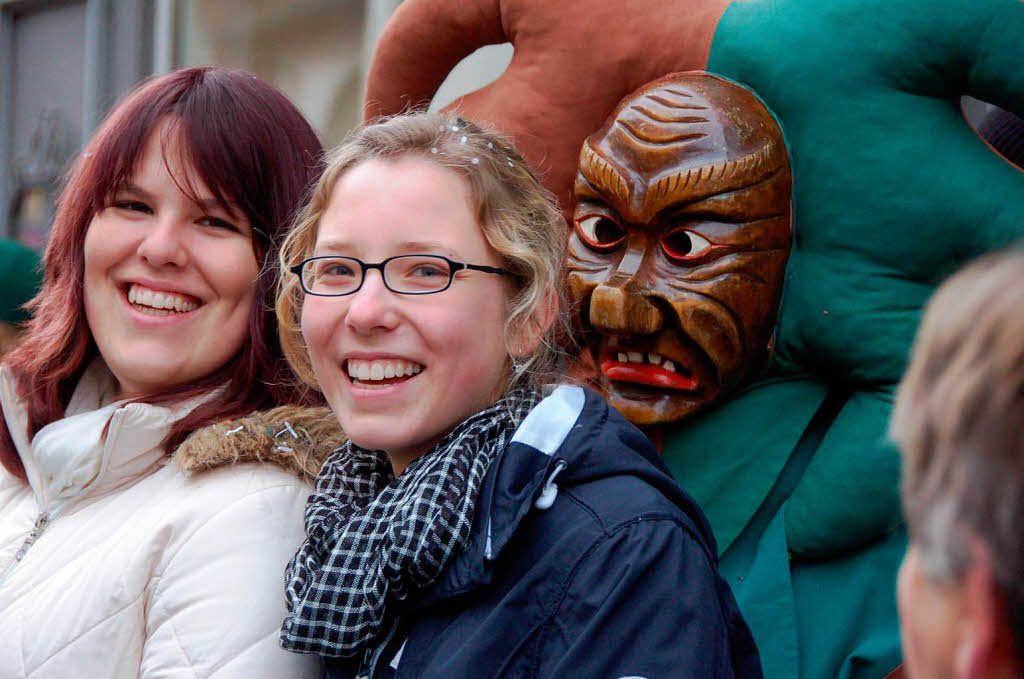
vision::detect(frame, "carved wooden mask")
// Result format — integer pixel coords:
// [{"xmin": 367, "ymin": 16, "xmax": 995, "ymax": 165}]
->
[{"xmin": 568, "ymin": 72, "xmax": 793, "ymax": 426}]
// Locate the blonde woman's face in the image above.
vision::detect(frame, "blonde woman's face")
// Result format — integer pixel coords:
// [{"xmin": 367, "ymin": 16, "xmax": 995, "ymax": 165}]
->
[{"xmin": 301, "ymin": 157, "xmax": 512, "ymax": 473}]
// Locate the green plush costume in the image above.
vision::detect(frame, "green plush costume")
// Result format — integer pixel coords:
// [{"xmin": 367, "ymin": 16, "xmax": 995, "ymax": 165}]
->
[
  {"xmin": 365, "ymin": 0, "xmax": 1024, "ymax": 675},
  {"xmin": 0, "ymin": 239, "xmax": 41, "ymax": 324},
  {"xmin": 666, "ymin": 1, "xmax": 1024, "ymax": 677}
]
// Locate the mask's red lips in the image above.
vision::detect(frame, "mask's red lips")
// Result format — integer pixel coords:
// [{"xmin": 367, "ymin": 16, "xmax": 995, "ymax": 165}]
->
[{"xmin": 601, "ymin": 359, "xmax": 699, "ymax": 391}]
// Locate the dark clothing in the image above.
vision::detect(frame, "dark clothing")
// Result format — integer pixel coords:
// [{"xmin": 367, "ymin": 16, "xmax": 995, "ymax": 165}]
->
[{"xmin": 325, "ymin": 386, "xmax": 761, "ymax": 678}]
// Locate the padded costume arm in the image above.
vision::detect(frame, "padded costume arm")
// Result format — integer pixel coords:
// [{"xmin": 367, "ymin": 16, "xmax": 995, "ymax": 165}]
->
[
  {"xmin": 363, "ymin": 0, "xmax": 506, "ymax": 121},
  {"xmin": 957, "ymin": 0, "xmax": 1024, "ymax": 114}
]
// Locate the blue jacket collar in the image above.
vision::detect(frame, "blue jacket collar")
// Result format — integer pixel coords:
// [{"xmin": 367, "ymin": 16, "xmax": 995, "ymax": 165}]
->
[{"xmin": 416, "ymin": 386, "xmax": 715, "ymax": 606}]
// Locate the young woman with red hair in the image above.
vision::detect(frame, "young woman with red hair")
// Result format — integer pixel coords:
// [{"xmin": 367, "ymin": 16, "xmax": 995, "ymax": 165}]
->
[{"xmin": 0, "ymin": 67, "xmax": 336, "ymax": 678}]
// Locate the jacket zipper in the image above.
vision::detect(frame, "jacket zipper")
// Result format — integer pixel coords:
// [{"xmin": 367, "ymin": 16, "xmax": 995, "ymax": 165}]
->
[
  {"xmin": 367, "ymin": 618, "xmax": 401, "ymax": 678},
  {"xmin": 0, "ymin": 407, "xmax": 125, "ymax": 589},
  {"xmin": 0, "ymin": 511, "xmax": 52, "ymax": 588}
]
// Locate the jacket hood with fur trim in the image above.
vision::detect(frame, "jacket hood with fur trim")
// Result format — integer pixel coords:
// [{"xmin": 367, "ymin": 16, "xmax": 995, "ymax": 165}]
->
[{"xmin": 176, "ymin": 405, "xmax": 345, "ymax": 480}]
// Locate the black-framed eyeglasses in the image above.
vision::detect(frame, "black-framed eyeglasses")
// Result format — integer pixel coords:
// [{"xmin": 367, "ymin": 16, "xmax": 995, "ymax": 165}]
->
[{"xmin": 290, "ymin": 254, "xmax": 515, "ymax": 296}]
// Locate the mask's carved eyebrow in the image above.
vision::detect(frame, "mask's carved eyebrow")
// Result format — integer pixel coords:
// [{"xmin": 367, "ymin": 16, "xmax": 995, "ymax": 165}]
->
[
  {"xmin": 643, "ymin": 140, "xmax": 788, "ymax": 216},
  {"xmin": 578, "ymin": 144, "xmax": 630, "ymax": 205}
]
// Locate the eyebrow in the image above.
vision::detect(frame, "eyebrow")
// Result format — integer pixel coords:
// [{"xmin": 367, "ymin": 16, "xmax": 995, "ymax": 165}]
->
[
  {"xmin": 313, "ymin": 239, "xmax": 460, "ymax": 259},
  {"xmin": 115, "ymin": 184, "xmax": 153, "ymax": 200},
  {"xmin": 116, "ymin": 183, "xmax": 239, "ymax": 215}
]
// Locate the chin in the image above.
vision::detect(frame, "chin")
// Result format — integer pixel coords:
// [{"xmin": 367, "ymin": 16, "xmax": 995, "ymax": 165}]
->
[{"xmin": 344, "ymin": 424, "xmax": 412, "ymax": 454}]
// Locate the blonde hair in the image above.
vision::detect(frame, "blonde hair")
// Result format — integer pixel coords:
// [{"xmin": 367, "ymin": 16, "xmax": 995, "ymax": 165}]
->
[
  {"xmin": 890, "ymin": 247, "xmax": 1024, "ymax": 650},
  {"xmin": 277, "ymin": 112, "xmax": 567, "ymax": 392}
]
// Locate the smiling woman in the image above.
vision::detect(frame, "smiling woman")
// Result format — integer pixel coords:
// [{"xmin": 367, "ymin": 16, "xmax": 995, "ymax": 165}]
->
[
  {"xmin": 275, "ymin": 112, "xmax": 762, "ymax": 679},
  {"xmin": 0, "ymin": 67, "xmax": 332, "ymax": 678},
  {"xmin": 83, "ymin": 119, "xmax": 261, "ymax": 399}
]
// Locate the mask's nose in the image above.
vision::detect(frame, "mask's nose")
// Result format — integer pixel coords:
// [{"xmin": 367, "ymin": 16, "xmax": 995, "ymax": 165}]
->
[{"xmin": 589, "ymin": 232, "xmax": 664, "ymax": 334}]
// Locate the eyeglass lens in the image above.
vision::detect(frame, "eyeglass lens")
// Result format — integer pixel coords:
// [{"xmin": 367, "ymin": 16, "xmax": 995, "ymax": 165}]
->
[{"xmin": 303, "ymin": 255, "xmax": 453, "ymax": 295}]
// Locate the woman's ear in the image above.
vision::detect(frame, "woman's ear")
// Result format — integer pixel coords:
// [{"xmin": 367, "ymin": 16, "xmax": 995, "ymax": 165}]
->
[
  {"xmin": 508, "ymin": 289, "xmax": 558, "ymax": 359},
  {"xmin": 954, "ymin": 538, "xmax": 1021, "ymax": 679}
]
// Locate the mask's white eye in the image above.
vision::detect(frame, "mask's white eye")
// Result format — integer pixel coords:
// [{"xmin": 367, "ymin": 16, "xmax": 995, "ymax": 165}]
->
[
  {"xmin": 661, "ymin": 229, "xmax": 714, "ymax": 261},
  {"xmin": 575, "ymin": 215, "xmax": 626, "ymax": 252}
]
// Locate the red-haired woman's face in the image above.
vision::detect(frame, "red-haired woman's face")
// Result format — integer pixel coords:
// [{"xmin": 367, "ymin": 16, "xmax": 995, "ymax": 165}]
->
[{"xmin": 83, "ymin": 123, "xmax": 259, "ymax": 398}]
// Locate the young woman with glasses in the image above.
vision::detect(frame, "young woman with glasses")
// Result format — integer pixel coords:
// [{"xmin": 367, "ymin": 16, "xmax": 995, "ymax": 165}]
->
[
  {"xmin": 0, "ymin": 67, "xmax": 334, "ymax": 678},
  {"xmin": 276, "ymin": 113, "xmax": 762, "ymax": 678}
]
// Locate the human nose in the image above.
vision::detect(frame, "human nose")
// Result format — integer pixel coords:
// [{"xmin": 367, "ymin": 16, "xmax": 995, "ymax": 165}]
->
[
  {"xmin": 589, "ymin": 234, "xmax": 662, "ymax": 333},
  {"xmin": 136, "ymin": 213, "xmax": 189, "ymax": 268},
  {"xmin": 344, "ymin": 267, "xmax": 400, "ymax": 334}
]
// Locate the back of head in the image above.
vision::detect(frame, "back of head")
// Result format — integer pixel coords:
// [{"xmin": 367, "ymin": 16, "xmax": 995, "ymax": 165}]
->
[
  {"xmin": 2, "ymin": 66, "xmax": 324, "ymax": 481},
  {"xmin": 891, "ymin": 247, "xmax": 1024, "ymax": 660}
]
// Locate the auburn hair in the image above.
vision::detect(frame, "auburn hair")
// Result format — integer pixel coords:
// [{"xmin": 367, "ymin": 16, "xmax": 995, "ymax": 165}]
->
[{"xmin": 1, "ymin": 66, "xmax": 324, "ymax": 481}]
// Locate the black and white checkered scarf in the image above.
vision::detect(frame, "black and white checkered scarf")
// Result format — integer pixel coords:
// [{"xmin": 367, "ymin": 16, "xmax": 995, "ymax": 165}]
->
[{"xmin": 280, "ymin": 388, "xmax": 539, "ymax": 658}]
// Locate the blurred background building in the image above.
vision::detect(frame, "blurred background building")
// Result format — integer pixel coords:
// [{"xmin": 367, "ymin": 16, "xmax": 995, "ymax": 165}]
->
[
  {"xmin": 0, "ymin": 0, "xmax": 513, "ymax": 246},
  {"xmin": 0, "ymin": 0, "xmax": 1004, "ymax": 250}
]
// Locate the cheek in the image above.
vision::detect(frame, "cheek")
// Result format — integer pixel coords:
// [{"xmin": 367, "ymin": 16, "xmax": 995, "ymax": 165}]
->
[
  {"xmin": 82, "ymin": 219, "xmax": 121, "ymax": 321},
  {"xmin": 215, "ymin": 243, "xmax": 260, "ymax": 300},
  {"xmin": 442, "ymin": 304, "xmax": 510, "ymax": 389},
  {"xmin": 82, "ymin": 218, "xmax": 114, "ymax": 285},
  {"xmin": 300, "ymin": 300, "xmax": 341, "ymax": 370}
]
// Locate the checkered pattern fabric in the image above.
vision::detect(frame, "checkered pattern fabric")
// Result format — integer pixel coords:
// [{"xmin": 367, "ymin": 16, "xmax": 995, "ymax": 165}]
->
[{"xmin": 280, "ymin": 389, "xmax": 539, "ymax": 658}]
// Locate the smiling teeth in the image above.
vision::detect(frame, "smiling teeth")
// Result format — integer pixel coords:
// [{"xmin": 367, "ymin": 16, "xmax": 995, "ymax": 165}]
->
[
  {"xmin": 616, "ymin": 351, "xmax": 677, "ymax": 373},
  {"xmin": 347, "ymin": 358, "xmax": 423, "ymax": 381},
  {"xmin": 128, "ymin": 285, "xmax": 198, "ymax": 312}
]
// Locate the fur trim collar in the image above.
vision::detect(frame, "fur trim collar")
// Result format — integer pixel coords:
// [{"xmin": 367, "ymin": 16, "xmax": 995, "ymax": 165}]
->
[{"xmin": 175, "ymin": 405, "xmax": 346, "ymax": 480}]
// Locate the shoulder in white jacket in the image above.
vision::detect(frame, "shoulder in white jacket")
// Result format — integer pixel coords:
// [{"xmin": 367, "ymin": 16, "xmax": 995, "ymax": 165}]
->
[{"xmin": 0, "ymin": 365, "xmax": 345, "ymax": 679}]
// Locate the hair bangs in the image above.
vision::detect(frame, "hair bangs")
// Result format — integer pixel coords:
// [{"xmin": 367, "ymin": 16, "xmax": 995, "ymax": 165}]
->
[{"xmin": 1, "ymin": 66, "xmax": 325, "ymax": 482}]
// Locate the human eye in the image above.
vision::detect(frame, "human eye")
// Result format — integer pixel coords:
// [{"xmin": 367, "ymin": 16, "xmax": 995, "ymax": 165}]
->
[
  {"xmin": 410, "ymin": 262, "xmax": 448, "ymax": 278},
  {"xmin": 392, "ymin": 257, "xmax": 451, "ymax": 291},
  {"xmin": 111, "ymin": 199, "xmax": 153, "ymax": 215},
  {"xmin": 305, "ymin": 258, "xmax": 357, "ymax": 294},
  {"xmin": 196, "ymin": 215, "xmax": 241, "ymax": 232},
  {"xmin": 316, "ymin": 258, "xmax": 356, "ymax": 278}
]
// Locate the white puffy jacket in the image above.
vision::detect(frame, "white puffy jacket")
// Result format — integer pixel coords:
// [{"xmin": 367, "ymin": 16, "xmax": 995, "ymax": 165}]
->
[{"xmin": 0, "ymin": 363, "xmax": 338, "ymax": 679}]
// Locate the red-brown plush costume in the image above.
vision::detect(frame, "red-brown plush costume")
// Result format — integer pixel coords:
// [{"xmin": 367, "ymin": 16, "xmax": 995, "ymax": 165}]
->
[
  {"xmin": 364, "ymin": 0, "xmax": 732, "ymax": 212},
  {"xmin": 364, "ymin": 1, "xmax": 1024, "ymax": 677}
]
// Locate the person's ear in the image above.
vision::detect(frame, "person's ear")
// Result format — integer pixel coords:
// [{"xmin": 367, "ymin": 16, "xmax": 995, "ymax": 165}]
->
[
  {"xmin": 508, "ymin": 289, "xmax": 558, "ymax": 359},
  {"xmin": 954, "ymin": 538, "xmax": 1019, "ymax": 679}
]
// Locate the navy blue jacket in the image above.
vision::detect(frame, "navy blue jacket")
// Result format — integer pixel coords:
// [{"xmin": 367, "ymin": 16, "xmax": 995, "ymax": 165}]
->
[{"xmin": 326, "ymin": 386, "xmax": 761, "ymax": 678}]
